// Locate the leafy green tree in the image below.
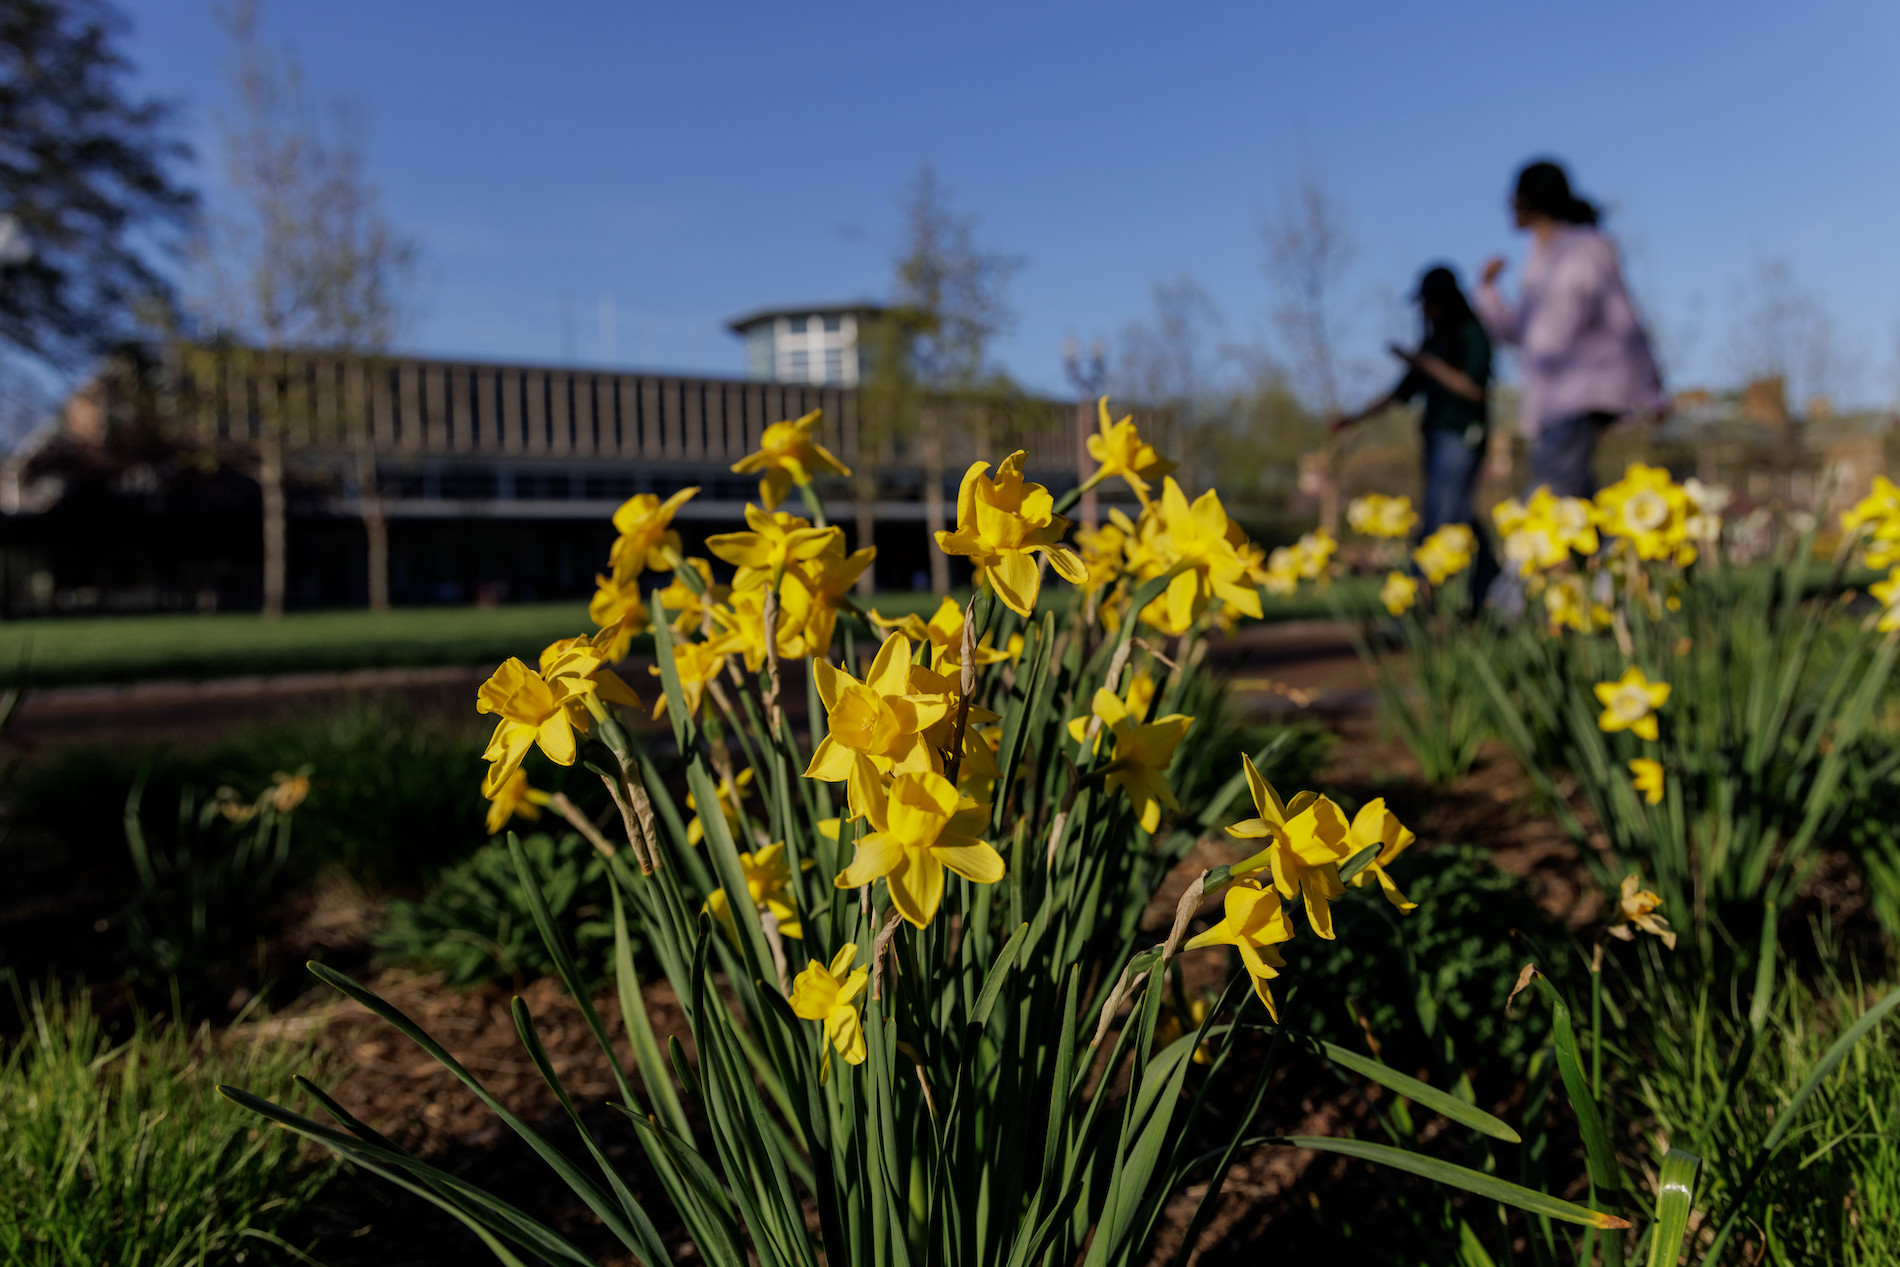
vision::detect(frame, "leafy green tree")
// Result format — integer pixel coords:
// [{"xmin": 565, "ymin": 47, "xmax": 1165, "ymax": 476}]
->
[{"xmin": 0, "ymin": 0, "xmax": 195, "ymax": 368}]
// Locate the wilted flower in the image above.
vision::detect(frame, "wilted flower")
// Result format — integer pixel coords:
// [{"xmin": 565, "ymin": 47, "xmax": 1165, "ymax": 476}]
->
[{"xmin": 1608, "ymin": 873, "xmax": 1676, "ymax": 949}]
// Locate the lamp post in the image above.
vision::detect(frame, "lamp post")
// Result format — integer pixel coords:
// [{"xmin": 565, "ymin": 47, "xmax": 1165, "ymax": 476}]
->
[{"xmin": 1063, "ymin": 338, "xmax": 1105, "ymax": 529}]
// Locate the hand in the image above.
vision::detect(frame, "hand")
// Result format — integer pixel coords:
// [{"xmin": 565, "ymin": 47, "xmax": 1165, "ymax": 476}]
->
[{"xmin": 1481, "ymin": 256, "xmax": 1507, "ymax": 285}]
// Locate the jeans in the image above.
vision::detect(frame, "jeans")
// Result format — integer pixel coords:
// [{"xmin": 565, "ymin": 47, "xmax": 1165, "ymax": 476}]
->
[
  {"xmin": 1421, "ymin": 424, "xmax": 1498, "ymax": 614},
  {"xmin": 1529, "ymin": 411, "xmax": 1617, "ymax": 499}
]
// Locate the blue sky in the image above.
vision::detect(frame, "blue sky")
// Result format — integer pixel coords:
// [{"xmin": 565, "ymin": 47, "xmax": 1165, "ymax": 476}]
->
[{"xmin": 116, "ymin": 0, "xmax": 1900, "ymax": 405}]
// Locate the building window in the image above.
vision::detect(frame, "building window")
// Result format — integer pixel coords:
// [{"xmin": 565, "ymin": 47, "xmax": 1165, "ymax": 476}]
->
[{"xmin": 787, "ymin": 348, "xmax": 810, "ymax": 381}]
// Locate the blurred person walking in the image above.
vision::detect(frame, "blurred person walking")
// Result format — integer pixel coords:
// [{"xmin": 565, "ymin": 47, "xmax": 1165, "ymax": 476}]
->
[
  {"xmin": 1331, "ymin": 264, "xmax": 1498, "ymax": 605},
  {"xmin": 1474, "ymin": 159, "xmax": 1664, "ymax": 498}
]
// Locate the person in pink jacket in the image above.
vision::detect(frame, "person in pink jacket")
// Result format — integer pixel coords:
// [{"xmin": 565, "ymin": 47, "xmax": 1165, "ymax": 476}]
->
[{"xmin": 1474, "ymin": 160, "xmax": 1665, "ymax": 498}]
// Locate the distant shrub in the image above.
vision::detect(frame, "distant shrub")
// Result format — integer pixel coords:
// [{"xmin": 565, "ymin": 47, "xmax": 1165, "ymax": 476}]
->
[
  {"xmin": 373, "ymin": 831, "xmax": 619, "ymax": 987},
  {"xmin": 0, "ymin": 983, "xmax": 332, "ymax": 1265}
]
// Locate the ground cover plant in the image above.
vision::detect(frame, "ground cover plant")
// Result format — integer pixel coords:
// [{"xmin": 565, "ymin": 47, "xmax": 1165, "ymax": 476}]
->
[
  {"xmin": 0, "ymin": 981, "xmax": 333, "ymax": 1265},
  {"xmin": 230, "ymin": 402, "xmax": 1641, "ymax": 1264}
]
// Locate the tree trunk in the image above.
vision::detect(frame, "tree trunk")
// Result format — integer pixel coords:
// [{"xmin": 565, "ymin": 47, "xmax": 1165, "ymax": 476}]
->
[
  {"xmin": 260, "ymin": 426, "xmax": 286, "ymax": 618},
  {"xmin": 920, "ymin": 406, "xmax": 949, "ymax": 594},
  {"xmin": 357, "ymin": 441, "xmax": 390, "ymax": 611},
  {"xmin": 853, "ymin": 471, "xmax": 878, "ymax": 597}
]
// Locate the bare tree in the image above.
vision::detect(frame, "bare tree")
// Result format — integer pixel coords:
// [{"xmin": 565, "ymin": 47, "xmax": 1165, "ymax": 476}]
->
[
  {"xmin": 194, "ymin": 0, "xmax": 416, "ymax": 615},
  {"xmin": 1726, "ymin": 257, "xmax": 1845, "ymax": 415},
  {"xmin": 1261, "ymin": 165, "xmax": 1358, "ymax": 531},
  {"xmin": 875, "ymin": 166, "xmax": 1020, "ymax": 593}
]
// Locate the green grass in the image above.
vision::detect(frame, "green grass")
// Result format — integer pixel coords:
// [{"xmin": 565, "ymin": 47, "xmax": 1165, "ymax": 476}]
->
[
  {"xmin": 0, "ymin": 983, "xmax": 334, "ymax": 1265},
  {"xmin": 0, "ymin": 602, "xmax": 595, "ymax": 687}
]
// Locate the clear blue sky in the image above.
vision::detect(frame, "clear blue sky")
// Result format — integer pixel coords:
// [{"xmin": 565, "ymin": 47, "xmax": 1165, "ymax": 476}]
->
[{"xmin": 116, "ymin": 0, "xmax": 1900, "ymax": 406}]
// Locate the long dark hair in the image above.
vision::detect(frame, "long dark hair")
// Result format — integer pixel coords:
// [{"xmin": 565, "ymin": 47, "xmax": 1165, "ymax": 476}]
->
[
  {"xmin": 1514, "ymin": 159, "xmax": 1598, "ymax": 226},
  {"xmin": 1415, "ymin": 264, "xmax": 1475, "ymax": 343}
]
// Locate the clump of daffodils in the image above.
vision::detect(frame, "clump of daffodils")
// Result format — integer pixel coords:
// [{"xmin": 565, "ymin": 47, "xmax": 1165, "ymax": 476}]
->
[{"xmin": 1346, "ymin": 493, "xmax": 1418, "ymax": 540}]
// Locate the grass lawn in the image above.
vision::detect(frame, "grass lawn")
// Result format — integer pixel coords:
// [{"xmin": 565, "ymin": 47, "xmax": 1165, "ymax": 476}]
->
[{"xmin": 0, "ymin": 583, "xmax": 1367, "ymax": 689}]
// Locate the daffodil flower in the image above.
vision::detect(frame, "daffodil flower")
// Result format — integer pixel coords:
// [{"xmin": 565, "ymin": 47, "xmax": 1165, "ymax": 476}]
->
[
  {"xmin": 1343, "ymin": 798, "xmax": 1417, "ymax": 912},
  {"xmin": 1595, "ymin": 463, "xmax": 1692, "ymax": 563},
  {"xmin": 833, "ymin": 770, "xmax": 1003, "ymax": 928},
  {"xmin": 687, "ymin": 767, "xmax": 754, "ymax": 847},
  {"xmin": 1225, "ymin": 755, "xmax": 1351, "ymax": 938},
  {"xmin": 1087, "ymin": 686, "xmax": 1191, "ymax": 833},
  {"xmin": 539, "ymin": 633, "xmax": 645, "ymax": 724},
  {"xmin": 609, "ymin": 488, "xmax": 697, "ymax": 575},
  {"xmin": 1135, "ymin": 478, "xmax": 1265, "ymax": 634},
  {"xmin": 1074, "ymin": 512, "xmax": 1135, "ymax": 596},
  {"xmin": 656, "ymin": 558, "xmax": 726, "ymax": 633},
  {"xmin": 934, "ymin": 450, "xmax": 1088, "ymax": 617},
  {"xmin": 709, "ymin": 504, "xmax": 841, "ymax": 588},
  {"xmin": 477, "ymin": 657, "xmax": 591, "ymax": 797},
  {"xmin": 1067, "ymin": 670, "xmax": 1156, "ymax": 754},
  {"xmin": 1595, "ymin": 666, "xmax": 1670, "ymax": 741},
  {"xmin": 1412, "ymin": 524, "xmax": 1475, "ymax": 585},
  {"xmin": 705, "ymin": 841, "xmax": 806, "ymax": 939},
  {"xmin": 588, "ymin": 572, "xmax": 651, "ymax": 659},
  {"xmin": 782, "ymin": 542, "xmax": 877, "ymax": 656},
  {"xmin": 804, "ymin": 632, "xmax": 953, "ymax": 817},
  {"xmin": 1870, "ymin": 568, "xmax": 1900, "ymax": 633},
  {"xmin": 730, "ymin": 409, "xmax": 852, "ymax": 510},
  {"xmin": 870, "ymin": 596, "xmax": 1012, "ymax": 671},
  {"xmin": 485, "ymin": 767, "xmax": 552, "ymax": 835},
  {"xmin": 1628, "ymin": 757, "xmax": 1665, "ymax": 806},
  {"xmin": 706, "ymin": 588, "xmax": 810, "ymax": 670},
  {"xmin": 1183, "ymin": 879, "xmax": 1296, "ymax": 1019},
  {"xmin": 649, "ymin": 637, "xmax": 728, "ymax": 720},
  {"xmin": 1347, "ymin": 493, "xmax": 1418, "ymax": 540},
  {"xmin": 789, "ymin": 944, "xmax": 868, "ymax": 1077},
  {"xmin": 1379, "ymin": 571, "xmax": 1418, "ymax": 616},
  {"xmin": 1082, "ymin": 397, "xmax": 1177, "ymax": 505},
  {"xmin": 1607, "ymin": 873, "xmax": 1676, "ymax": 949}
]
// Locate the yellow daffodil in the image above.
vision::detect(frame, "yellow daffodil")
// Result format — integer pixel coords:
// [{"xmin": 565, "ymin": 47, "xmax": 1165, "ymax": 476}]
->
[
  {"xmin": 1629, "ymin": 757, "xmax": 1665, "ymax": 806},
  {"xmin": 1342, "ymin": 798, "xmax": 1417, "ymax": 912},
  {"xmin": 730, "ymin": 409, "xmax": 852, "ymax": 510},
  {"xmin": 708, "ymin": 504, "xmax": 841, "ymax": 587},
  {"xmin": 1494, "ymin": 487, "xmax": 1597, "ymax": 576},
  {"xmin": 1067, "ymin": 669, "xmax": 1156, "ymax": 753},
  {"xmin": 1135, "ymin": 478, "xmax": 1264, "ymax": 634},
  {"xmin": 1413, "ymin": 524, "xmax": 1476, "ymax": 585},
  {"xmin": 782, "ymin": 542, "xmax": 876, "ymax": 656},
  {"xmin": 1083, "ymin": 397, "xmax": 1177, "ymax": 504},
  {"xmin": 1594, "ymin": 666, "xmax": 1671, "ymax": 741},
  {"xmin": 477, "ymin": 657, "xmax": 591, "ymax": 797},
  {"xmin": 1183, "ymin": 879, "xmax": 1295, "ymax": 1019},
  {"xmin": 789, "ymin": 944, "xmax": 868, "ymax": 1075},
  {"xmin": 1843, "ymin": 475, "xmax": 1900, "ymax": 533},
  {"xmin": 705, "ymin": 841, "xmax": 805, "ymax": 939},
  {"xmin": 1225, "ymin": 755, "xmax": 1351, "ymax": 938},
  {"xmin": 1596, "ymin": 464, "xmax": 1693, "ymax": 564},
  {"xmin": 484, "ymin": 768, "xmax": 551, "ymax": 835},
  {"xmin": 656, "ymin": 558, "xmax": 726, "ymax": 633},
  {"xmin": 539, "ymin": 633, "xmax": 645, "ymax": 724},
  {"xmin": 649, "ymin": 637, "xmax": 728, "ymax": 721},
  {"xmin": 1870, "ymin": 568, "xmax": 1900, "ymax": 633},
  {"xmin": 1261, "ymin": 545, "xmax": 1303, "ymax": 597},
  {"xmin": 609, "ymin": 488, "xmax": 696, "ymax": 575},
  {"xmin": 832, "ymin": 769, "xmax": 1003, "ymax": 928},
  {"xmin": 686, "ymin": 767, "xmax": 755, "ymax": 847},
  {"xmin": 1088, "ymin": 685, "xmax": 1192, "ymax": 833},
  {"xmin": 1075, "ymin": 511, "xmax": 1135, "ymax": 595},
  {"xmin": 870, "ymin": 596, "xmax": 1012, "ymax": 670},
  {"xmin": 934, "ymin": 450, "xmax": 1088, "ymax": 617},
  {"xmin": 266, "ymin": 771, "xmax": 311, "ymax": 814},
  {"xmin": 706, "ymin": 588, "xmax": 811, "ymax": 671},
  {"xmin": 1379, "ymin": 571, "xmax": 1418, "ymax": 616},
  {"xmin": 1543, "ymin": 573, "xmax": 1611, "ymax": 634},
  {"xmin": 1608, "ymin": 873, "xmax": 1676, "ymax": 949},
  {"xmin": 804, "ymin": 632, "xmax": 953, "ymax": 816},
  {"xmin": 1347, "ymin": 493, "xmax": 1418, "ymax": 540},
  {"xmin": 588, "ymin": 572, "xmax": 652, "ymax": 656}
]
